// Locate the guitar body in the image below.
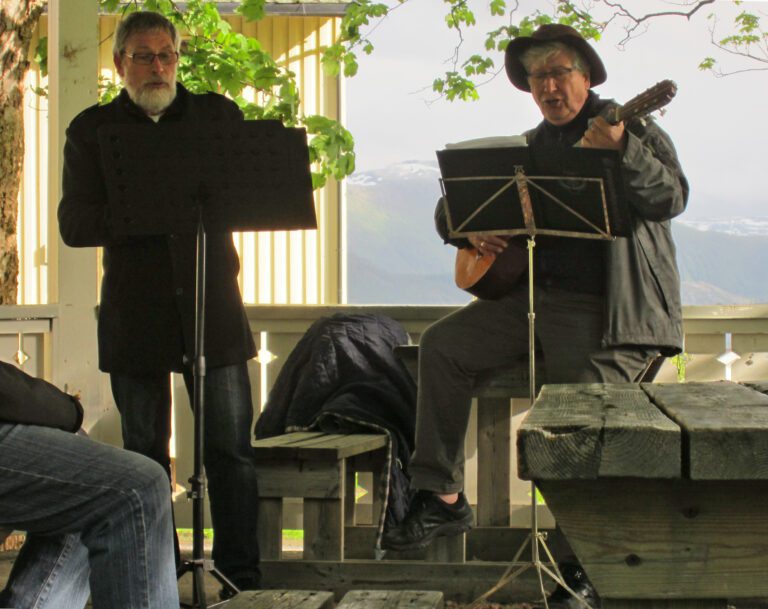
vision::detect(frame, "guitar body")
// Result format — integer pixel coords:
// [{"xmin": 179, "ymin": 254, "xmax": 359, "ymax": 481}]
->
[{"xmin": 455, "ymin": 238, "xmax": 528, "ymax": 300}]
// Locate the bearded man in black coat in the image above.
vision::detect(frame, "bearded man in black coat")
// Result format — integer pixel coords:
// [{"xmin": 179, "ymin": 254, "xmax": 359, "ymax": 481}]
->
[{"xmin": 58, "ymin": 11, "xmax": 260, "ymax": 595}]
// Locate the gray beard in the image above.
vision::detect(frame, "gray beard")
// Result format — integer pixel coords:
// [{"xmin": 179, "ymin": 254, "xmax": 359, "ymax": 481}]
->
[{"xmin": 127, "ymin": 82, "xmax": 177, "ymax": 116}]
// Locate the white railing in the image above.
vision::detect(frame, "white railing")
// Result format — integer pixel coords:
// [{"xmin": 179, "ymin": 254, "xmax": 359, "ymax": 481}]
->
[{"xmin": 4, "ymin": 302, "xmax": 768, "ymax": 527}]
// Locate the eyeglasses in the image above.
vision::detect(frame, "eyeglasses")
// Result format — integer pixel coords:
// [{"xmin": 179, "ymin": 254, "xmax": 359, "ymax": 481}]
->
[
  {"xmin": 123, "ymin": 51, "xmax": 179, "ymax": 66},
  {"xmin": 527, "ymin": 66, "xmax": 576, "ymax": 85}
]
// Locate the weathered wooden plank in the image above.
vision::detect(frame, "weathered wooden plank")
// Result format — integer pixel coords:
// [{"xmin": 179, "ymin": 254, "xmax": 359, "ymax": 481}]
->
[
  {"xmin": 473, "ymin": 365, "xmax": 532, "ymax": 399},
  {"xmin": 518, "ymin": 384, "xmax": 681, "ymax": 480},
  {"xmin": 344, "ymin": 467, "xmax": 356, "ymax": 526},
  {"xmin": 259, "ymin": 559, "xmax": 548, "ymax": 604},
  {"xmin": 336, "ymin": 589, "xmax": 444, "ymax": 609},
  {"xmin": 253, "ymin": 432, "xmax": 387, "ymax": 460},
  {"xmin": 537, "ymin": 479, "xmax": 768, "ymax": 599},
  {"xmin": 254, "ymin": 461, "xmax": 341, "ymax": 498},
  {"xmin": 603, "ymin": 599, "xmax": 726, "ymax": 609},
  {"xmin": 226, "ymin": 589, "xmax": 334, "ymax": 609},
  {"xmin": 296, "ymin": 434, "xmax": 387, "ymax": 460},
  {"xmin": 643, "ymin": 381, "xmax": 768, "ymax": 479},
  {"xmin": 424, "ymin": 532, "xmax": 465, "ymax": 563},
  {"xmin": 343, "ymin": 525, "xmax": 570, "ymax": 563},
  {"xmin": 477, "ymin": 396, "xmax": 511, "ymax": 526},
  {"xmin": 258, "ymin": 498, "xmax": 283, "ymax": 560},
  {"xmin": 252, "ymin": 432, "xmax": 327, "ymax": 450},
  {"xmin": 304, "ymin": 496, "xmax": 343, "ymax": 560}
]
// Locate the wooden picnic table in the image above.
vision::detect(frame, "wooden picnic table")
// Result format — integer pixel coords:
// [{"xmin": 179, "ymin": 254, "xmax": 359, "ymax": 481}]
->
[{"xmin": 518, "ymin": 380, "xmax": 768, "ymax": 609}]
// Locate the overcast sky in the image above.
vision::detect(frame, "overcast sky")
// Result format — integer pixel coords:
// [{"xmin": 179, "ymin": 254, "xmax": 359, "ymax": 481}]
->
[{"xmin": 345, "ymin": 0, "xmax": 767, "ymax": 220}]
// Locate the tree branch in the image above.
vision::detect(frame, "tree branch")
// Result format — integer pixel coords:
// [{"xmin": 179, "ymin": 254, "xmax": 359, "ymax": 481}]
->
[{"xmin": 600, "ymin": 0, "xmax": 717, "ymax": 45}]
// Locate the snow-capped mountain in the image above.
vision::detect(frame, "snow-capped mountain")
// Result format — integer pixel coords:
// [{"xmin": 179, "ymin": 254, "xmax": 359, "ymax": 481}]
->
[
  {"xmin": 347, "ymin": 161, "xmax": 441, "ymax": 187},
  {"xmin": 676, "ymin": 217, "xmax": 768, "ymax": 238},
  {"xmin": 346, "ymin": 160, "xmax": 768, "ymax": 306}
]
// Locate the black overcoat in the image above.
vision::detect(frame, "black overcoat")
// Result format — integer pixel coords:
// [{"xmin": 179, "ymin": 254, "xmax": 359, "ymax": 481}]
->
[{"xmin": 58, "ymin": 85, "xmax": 256, "ymax": 374}]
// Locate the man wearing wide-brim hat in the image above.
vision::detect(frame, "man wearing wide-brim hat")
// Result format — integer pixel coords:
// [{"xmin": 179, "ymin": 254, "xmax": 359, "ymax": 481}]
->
[{"xmin": 383, "ymin": 23, "xmax": 689, "ymax": 608}]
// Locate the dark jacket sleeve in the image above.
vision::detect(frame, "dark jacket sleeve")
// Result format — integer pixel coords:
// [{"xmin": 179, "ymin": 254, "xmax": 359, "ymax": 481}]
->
[
  {"xmin": 0, "ymin": 362, "xmax": 84, "ymax": 432},
  {"xmin": 621, "ymin": 118, "xmax": 689, "ymax": 222},
  {"xmin": 58, "ymin": 111, "xmax": 117, "ymax": 247}
]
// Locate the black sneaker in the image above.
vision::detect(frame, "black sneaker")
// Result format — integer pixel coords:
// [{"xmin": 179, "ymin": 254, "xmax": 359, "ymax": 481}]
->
[
  {"xmin": 381, "ymin": 491, "xmax": 473, "ymax": 551},
  {"xmin": 548, "ymin": 562, "xmax": 599, "ymax": 609}
]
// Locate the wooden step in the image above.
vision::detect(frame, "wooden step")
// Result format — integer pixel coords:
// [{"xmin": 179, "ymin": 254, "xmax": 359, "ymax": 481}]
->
[
  {"xmin": 337, "ymin": 589, "xmax": 444, "ymax": 609},
  {"xmin": 226, "ymin": 589, "xmax": 334, "ymax": 609}
]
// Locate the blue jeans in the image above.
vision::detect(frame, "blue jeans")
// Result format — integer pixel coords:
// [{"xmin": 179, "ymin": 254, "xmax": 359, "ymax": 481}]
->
[
  {"xmin": 110, "ymin": 361, "xmax": 261, "ymax": 586},
  {"xmin": 0, "ymin": 423, "xmax": 178, "ymax": 609}
]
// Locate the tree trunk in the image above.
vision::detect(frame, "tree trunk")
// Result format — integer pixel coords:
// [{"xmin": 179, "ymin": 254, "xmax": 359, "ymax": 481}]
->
[{"xmin": 0, "ymin": 0, "xmax": 45, "ymax": 304}]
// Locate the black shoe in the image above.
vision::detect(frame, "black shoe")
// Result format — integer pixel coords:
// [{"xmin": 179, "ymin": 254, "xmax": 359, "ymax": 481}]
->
[
  {"xmin": 548, "ymin": 562, "xmax": 599, "ymax": 609},
  {"xmin": 381, "ymin": 491, "xmax": 473, "ymax": 551}
]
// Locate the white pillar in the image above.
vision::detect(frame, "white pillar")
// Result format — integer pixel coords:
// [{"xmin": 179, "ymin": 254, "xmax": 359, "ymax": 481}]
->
[{"xmin": 47, "ymin": 0, "xmax": 108, "ymax": 431}]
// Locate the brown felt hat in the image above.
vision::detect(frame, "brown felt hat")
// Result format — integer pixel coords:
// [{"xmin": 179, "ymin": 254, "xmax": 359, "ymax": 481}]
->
[{"xmin": 504, "ymin": 23, "xmax": 607, "ymax": 92}]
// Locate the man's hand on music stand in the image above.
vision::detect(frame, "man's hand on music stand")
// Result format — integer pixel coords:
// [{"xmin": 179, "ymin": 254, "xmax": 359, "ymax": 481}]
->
[
  {"xmin": 580, "ymin": 116, "xmax": 627, "ymax": 154},
  {"xmin": 469, "ymin": 234, "xmax": 509, "ymax": 256}
]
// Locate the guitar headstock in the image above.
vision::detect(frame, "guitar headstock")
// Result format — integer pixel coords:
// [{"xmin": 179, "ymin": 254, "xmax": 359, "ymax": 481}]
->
[{"xmin": 617, "ymin": 79, "xmax": 677, "ymax": 123}]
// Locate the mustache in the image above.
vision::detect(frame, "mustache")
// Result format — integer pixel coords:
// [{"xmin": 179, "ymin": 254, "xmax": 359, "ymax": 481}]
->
[{"xmin": 141, "ymin": 77, "xmax": 171, "ymax": 86}]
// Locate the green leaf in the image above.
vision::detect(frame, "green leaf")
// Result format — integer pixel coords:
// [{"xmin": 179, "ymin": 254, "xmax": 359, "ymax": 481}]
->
[
  {"xmin": 33, "ymin": 36, "xmax": 48, "ymax": 78},
  {"xmin": 237, "ymin": 0, "xmax": 266, "ymax": 21},
  {"xmin": 490, "ymin": 0, "xmax": 506, "ymax": 17},
  {"xmin": 99, "ymin": 0, "xmax": 121, "ymax": 11}
]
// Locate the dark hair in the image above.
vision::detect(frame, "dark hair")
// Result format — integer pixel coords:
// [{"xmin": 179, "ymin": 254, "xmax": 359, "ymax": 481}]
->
[{"xmin": 112, "ymin": 11, "xmax": 179, "ymax": 56}]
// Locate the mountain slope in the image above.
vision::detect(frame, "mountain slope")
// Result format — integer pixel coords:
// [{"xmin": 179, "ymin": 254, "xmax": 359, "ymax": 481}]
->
[{"xmin": 347, "ymin": 161, "xmax": 768, "ymax": 306}]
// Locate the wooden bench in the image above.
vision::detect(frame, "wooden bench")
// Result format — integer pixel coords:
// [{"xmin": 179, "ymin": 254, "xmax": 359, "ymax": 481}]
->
[
  {"xmin": 253, "ymin": 431, "xmax": 548, "ymax": 603},
  {"xmin": 518, "ymin": 381, "xmax": 768, "ymax": 609},
  {"xmin": 252, "ymin": 431, "xmax": 388, "ymax": 561}
]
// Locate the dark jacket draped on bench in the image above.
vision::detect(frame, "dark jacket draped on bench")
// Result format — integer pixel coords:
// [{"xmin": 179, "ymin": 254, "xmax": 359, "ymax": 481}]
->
[{"xmin": 255, "ymin": 313, "xmax": 417, "ymax": 528}]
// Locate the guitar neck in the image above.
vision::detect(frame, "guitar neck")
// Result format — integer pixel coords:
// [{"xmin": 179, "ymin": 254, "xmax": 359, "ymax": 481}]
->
[{"xmin": 608, "ymin": 79, "xmax": 677, "ymax": 124}]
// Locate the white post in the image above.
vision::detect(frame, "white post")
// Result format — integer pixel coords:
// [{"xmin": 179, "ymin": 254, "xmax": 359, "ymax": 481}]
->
[{"xmin": 47, "ymin": 0, "xmax": 106, "ymax": 430}]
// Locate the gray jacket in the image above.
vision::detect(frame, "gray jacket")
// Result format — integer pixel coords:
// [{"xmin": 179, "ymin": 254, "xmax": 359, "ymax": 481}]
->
[
  {"xmin": 598, "ymin": 112, "xmax": 688, "ymax": 355},
  {"xmin": 436, "ymin": 95, "xmax": 689, "ymax": 355}
]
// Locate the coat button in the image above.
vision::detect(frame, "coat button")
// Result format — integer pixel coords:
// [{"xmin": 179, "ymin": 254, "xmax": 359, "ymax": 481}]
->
[{"xmin": 175, "ymin": 288, "xmax": 183, "ymax": 296}]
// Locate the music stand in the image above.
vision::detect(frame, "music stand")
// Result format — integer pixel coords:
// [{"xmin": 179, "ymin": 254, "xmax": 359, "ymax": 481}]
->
[
  {"xmin": 437, "ymin": 144, "xmax": 629, "ymax": 609},
  {"xmin": 98, "ymin": 120, "xmax": 317, "ymax": 608}
]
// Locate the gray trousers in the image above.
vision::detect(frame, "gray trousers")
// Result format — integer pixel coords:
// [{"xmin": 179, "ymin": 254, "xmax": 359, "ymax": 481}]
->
[{"xmin": 408, "ymin": 284, "xmax": 658, "ymax": 493}]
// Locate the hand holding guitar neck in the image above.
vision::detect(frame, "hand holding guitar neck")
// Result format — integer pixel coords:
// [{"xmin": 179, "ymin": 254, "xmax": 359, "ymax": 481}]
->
[
  {"xmin": 579, "ymin": 80, "xmax": 677, "ymax": 151},
  {"xmin": 469, "ymin": 233, "xmax": 509, "ymax": 256},
  {"xmin": 580, "ymin": 116, "xmax": 627, "ymax": 152}
]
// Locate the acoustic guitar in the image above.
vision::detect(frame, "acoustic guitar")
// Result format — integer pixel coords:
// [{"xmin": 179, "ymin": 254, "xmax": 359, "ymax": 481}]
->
[{"xmin": 454, "ymin": 79, "xmax": 678, "ymax": 300}]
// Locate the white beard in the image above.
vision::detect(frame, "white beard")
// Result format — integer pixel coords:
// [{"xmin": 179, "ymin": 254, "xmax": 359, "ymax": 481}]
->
[{"xmin": 127, "ymin": 81, "xmax": 177, "ymax": 116}]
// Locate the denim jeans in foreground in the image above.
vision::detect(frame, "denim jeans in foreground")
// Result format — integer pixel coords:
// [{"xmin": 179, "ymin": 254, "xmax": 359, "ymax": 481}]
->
[{"xmin": 0, "ymin": 423, "xmax": 179, "ymax": 609}]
